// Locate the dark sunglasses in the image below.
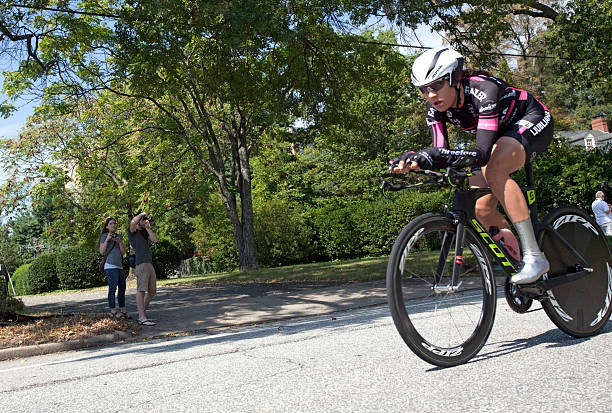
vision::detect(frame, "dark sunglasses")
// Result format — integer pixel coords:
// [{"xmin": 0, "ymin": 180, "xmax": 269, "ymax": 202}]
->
[{"xmin": 418, "ymin": 78, "xmax": 448, "ymax": 94}]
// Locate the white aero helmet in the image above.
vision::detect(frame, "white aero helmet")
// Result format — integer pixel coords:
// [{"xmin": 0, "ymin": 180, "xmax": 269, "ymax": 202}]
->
[{"xmin": 411, "ymin": 47, "xmax": 464, "ymax": 87}]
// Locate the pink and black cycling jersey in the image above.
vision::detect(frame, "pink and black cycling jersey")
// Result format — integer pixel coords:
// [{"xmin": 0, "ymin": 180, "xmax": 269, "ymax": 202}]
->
[{"xmin": 426, "ymin": 74, "xmax": 553, "ymax": 167}]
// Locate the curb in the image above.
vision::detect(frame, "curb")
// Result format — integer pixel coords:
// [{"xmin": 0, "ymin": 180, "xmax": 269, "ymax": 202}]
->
[
  {"xmin": 0, "ymin": 331, "xmax": 134, "ymax": 361},
  {"xmin": 0, "ymin": 299, "xmax": 389, "ymax": 361}
]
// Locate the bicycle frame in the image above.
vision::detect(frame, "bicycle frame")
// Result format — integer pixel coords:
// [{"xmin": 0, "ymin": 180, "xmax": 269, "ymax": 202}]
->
[{"xmin": 438, "ymin": 164, "xmax": 593, "ymax": 296}]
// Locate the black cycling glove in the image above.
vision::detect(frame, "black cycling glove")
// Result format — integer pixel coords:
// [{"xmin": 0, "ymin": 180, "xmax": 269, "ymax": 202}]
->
[
  {"xmin": 391, "ymin": 148, "xmax": 448, "ymax": 170},
  {"xmin": 391, "ymin": 147, "xmax": 483, "ymax": 171},
  {"xmin": 389, "ymin": 151, "xmax": 414, "ymax": 168},
  {"xmin": 389, "ymin": 149, "xmax": 443, "ymax": 171},
  {"xmin": 410, "ymin": 148, "xmax": 446, "ymax": 169}
]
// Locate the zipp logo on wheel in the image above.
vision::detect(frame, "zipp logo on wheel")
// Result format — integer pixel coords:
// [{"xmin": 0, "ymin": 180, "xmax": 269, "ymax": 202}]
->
[
  {"xmin": 421, "ymin": 342, "xmax": 463, "ymax": 357},
  {"xmin": 553, "ymin": 215, "xmax": 598, "ymax": 235},
  {"xmin": 590, "ymin": 262, "xmax": 612, "ymax": 327}
]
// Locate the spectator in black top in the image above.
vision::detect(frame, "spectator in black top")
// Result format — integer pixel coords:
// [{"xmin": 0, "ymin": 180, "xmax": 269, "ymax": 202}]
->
[{"xmin": 128, "ymin": 212, "xmax": 158, "ymax": 326}]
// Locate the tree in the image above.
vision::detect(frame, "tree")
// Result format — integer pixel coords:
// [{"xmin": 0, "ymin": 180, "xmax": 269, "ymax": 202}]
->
[
  {"xmin": 339, "ymin": 1, "xmax": 609, "ymax": 95},
  {"xmin": 1, "ymin": 91, "xmax": 210, "ymax": 249},
  {"xmin": 0, "ymin": 224, "xmax": 21, "ymax": 274},
  {"xmin": 7, "ymin": 212, "xmax": 44, "ymax": 261},
  {"xmin": 1, "ymin": 1, "xmax": 410, "ymax": 271}
]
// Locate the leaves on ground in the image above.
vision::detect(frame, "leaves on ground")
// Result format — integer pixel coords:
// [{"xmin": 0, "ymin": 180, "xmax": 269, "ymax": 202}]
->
[{"xmin": 0, "ymin": 313, "xmax": 141, "ymax": 349}]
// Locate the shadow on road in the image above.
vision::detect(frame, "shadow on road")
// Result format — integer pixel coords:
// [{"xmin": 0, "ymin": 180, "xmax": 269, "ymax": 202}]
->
[
  {"xmin": 469, "ymin": 321, "xmax": 612, "ymax": 367},
  {"xmin": 47, "ymin": 305, "xmax": 391, "ymax": 368}
]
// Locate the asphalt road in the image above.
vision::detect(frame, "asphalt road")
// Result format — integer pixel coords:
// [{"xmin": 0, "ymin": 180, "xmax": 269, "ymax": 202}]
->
[{"xmin": 1, "ymin": 293, "xmax": 611, "ymax": 412}]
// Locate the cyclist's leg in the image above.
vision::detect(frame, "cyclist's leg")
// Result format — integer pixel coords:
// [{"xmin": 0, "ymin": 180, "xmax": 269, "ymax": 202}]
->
[
  {"xmin": 480, "ymin": 137, "xmax": 527, "ymax": 221},
  {"xmin": 470, "ymin": 171, "xmax": 510, "ymax": 231},
  {"xmin": 479, "ymin": 137, "xmax": 549, "ymax": 284},
  {"xmin": 472, "ymin": 157, "xmax": 522, "ymax": 262}
]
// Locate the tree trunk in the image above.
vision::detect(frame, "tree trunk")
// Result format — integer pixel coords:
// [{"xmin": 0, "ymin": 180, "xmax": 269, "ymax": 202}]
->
[
  {"xmin": 236, "ymin": 139, "xmax": 258, "ymax": 271},
  {"xmin": 215, "ymin": 144, "xmax": 258, "ymax": 272}
]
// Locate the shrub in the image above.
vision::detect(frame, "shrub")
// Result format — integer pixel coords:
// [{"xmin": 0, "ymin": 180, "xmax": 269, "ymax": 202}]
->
[
  {"xmin": 56, "ymin": 245, "xmax": 105, "ymax": 290},
  {"xmin": 253, "ymin": 198, "xmax": 316, "ymax": 267},
  {"xmin": 353, "ymin": 190, "xmax": 447, "ymax": 256},
  {"xmin": 191, "ymin": 201, "xmax": 239, "ymax": 272},
  {"xmin": 531, "ymin": 141, "xmax": 611, "ymax": 214},
  {"xmin": 205, "ymin": 234, "xmax": 238, "ymax": 273},
  {"xmin": 10, "ymin": 263, "xmax": 31, "ymax": 296},
  {"xmin": 181, "ymin": 255, "xmax": 212, "ymax": 275},
  {"xmin": 309, "ymin": 203, "xmax": 361, "ymax": 260},
  {"xmin": 27, "ymin": 252, "xmax": 59, "ymax": 294},
  {"xmin": 151, "ymin": 238, "xmax": 182, "ymax": 279},
  {"xmin": 308, "ymin": 190, "xmax": 448, "ymax": 260}
]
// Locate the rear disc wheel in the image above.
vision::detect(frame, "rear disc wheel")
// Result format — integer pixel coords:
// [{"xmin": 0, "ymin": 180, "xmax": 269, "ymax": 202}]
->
[{"xmin": 540, "ymin": 206, "xmax": 612, "ymax": 337}]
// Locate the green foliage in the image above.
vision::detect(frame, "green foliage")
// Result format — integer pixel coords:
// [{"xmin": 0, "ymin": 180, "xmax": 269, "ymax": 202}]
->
[
  {"xmin": 543, "ymin": 0, "xmax": 612, "ymax": 96},
  {"xmin": 55, "ymin": 246, "xmax": 105, "ymax": 290},
  {"xmin": 151, "ymin": 238, "xmax": 182, "ymax": 279},
  {"xmin": 529, "ymin": 141, "xmax": 612, "ymax": 214},
  {"xmin": 191, "ymin": 201, "xmax": 239, "ymax": 272},
  {"xmin": 253, "ymin": 198, "xmax": 316, "ymax": 267},
  {"xmin": 354, "ymin": 190, "xmax": 448, "ymax": 256},
  {"xmin": 8, "ymin": 212, "xmax": 44, "ymax": 263},
  {"xmin": 309, "ymin": 204, "xmax": 362, "ymax": 260},
  {"xmin": 27, "ymin": 252, "xmax": 59, "ymax": 294},
  {"xmin": 309, "ymin": 190, "xmax": 448, "ymax": 260},
  {"xmin": 2, "ymin": 0, "xmax": 609, "ymax": 277},
  {"xmin": 11, "ymin": 263, "xmax": 31, "ymax": 296},
  {"xmin": 0, "ymin": 224, "xmax": 22, "ymax": 274},
  {"xmin": 181, "ymin": 256, "xmax": 213, "ymax": 275}
]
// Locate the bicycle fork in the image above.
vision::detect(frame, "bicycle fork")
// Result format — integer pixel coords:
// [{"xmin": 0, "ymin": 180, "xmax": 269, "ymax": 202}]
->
[{"xmin": 433, "ymin": 223, "xmax": 464, "ymax": 294}]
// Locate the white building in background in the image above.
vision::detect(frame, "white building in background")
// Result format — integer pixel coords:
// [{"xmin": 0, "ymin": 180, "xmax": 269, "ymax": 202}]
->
[{"xmin": 555, "ymin": 114, "xmax": 612, "ymax": 150}]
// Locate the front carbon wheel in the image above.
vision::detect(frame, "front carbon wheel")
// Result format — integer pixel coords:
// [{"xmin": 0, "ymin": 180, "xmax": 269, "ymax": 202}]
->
[
  {"xmin": 540, "ymin": 206, "xmax": 612, "ymax": 337},
  {"xmin": 386, "ymin": 214, "xmax": 497, "ymax": 367}
]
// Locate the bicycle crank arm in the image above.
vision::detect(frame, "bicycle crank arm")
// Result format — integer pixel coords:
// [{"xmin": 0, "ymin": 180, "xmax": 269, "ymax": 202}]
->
[
  {"xmin": 515, "ymin": 267, "xmax": 594, "ymax": 298},
  {"xmin": 433, "ymin": 281, "xmax": 463, "ymax": 294},
  {"xmin": 537, "ymin": 268, "xmax": 593, "ymax": 291}
]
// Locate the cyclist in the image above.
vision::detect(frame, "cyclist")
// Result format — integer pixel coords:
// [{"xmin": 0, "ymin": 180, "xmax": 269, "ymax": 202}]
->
[{"xmin": 390, "ymin": 47, "xmax": 554, "ymax": 284}]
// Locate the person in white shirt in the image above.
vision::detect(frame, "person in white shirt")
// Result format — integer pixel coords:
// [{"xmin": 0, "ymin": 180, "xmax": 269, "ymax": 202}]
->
[{"xmin": 592, "ymin": 191, "xmax": 612, "ymax": 236}]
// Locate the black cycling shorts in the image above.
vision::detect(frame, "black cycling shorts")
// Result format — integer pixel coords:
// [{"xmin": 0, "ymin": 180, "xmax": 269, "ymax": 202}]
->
[{"xmin": 500, "ymin": 101, "xmax": 554, "ymax": 164}]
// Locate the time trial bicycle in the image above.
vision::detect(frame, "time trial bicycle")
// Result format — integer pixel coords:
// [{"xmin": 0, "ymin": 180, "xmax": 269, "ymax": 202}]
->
[{"xmin": 382, "ymin": 163, "xmax": 612, "ymax": 367}]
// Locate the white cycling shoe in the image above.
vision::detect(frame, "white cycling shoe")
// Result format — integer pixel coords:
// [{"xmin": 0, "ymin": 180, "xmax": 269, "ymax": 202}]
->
[{"xmin": 510, "ymin": 252, "xmax": 550, "ymax": 284}]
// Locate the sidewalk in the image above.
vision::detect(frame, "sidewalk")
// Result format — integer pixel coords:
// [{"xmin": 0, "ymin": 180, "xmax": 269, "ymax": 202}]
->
[{"xmin": 0, "ymin": 280, "xmax": 388, "ymax": 360}]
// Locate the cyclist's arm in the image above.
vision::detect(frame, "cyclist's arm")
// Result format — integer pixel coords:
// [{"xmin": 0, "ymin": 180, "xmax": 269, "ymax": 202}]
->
[
  {"xmin": 414, "ymin": 98, "xmax": 501, "ymax": 169},
  {"xmin": 426, "ymin": 104, "xmax": 449, "ymax": 149}
]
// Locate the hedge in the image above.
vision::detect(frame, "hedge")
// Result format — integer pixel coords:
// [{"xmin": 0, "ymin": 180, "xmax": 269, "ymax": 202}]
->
[
  {"xmin": 191, "ymin": 203, "xmax": 239, "ymax": 272},
  {"xmin": 56, "ymin": 245, "xmax": 105, "ymax": 290},
  {"xmin": 308, "ymin": 190, "xmax": 448, "ymax": 261},
  {"xmin": 27, "ymin": 252, "xmax": 59, "ymax": 294},
  {"xmin": 253, "ymin": 198, "xmax": 316, "ymax": 267},
  {"xmin": 151, "ymin": 238, "xmax": 182, "ymax": 279},
  {"xmin": 10, "ymin": 263, "xmax": 31, "ymax": 296},
  {"xmin": 181, "ymin": 256, "xmax": 213, "ymax": 275}
]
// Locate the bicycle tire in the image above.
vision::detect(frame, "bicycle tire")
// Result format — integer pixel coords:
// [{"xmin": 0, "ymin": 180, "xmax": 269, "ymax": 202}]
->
[
  {"xmin": 539, "ymin": 206, "xmax": 612, "ymax": 337},
  {"xmin": 386, "ymin": 213, "xmax": 497, "ymax": 367}
]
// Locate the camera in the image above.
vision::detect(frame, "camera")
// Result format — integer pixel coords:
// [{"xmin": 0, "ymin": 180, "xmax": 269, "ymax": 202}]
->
[
  {"xmin": 111, "ymin": 233, "xmax": 118, "ymax": 239},
  {"xmin": 145, "ymin": 216, "xmax": 154, "ymax": 224}
]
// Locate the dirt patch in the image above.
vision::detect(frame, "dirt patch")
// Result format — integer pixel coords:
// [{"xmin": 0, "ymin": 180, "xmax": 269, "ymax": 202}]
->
[{"xmin": 0, "ymin": 313, "xmax": 141, "ymax": 349}]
